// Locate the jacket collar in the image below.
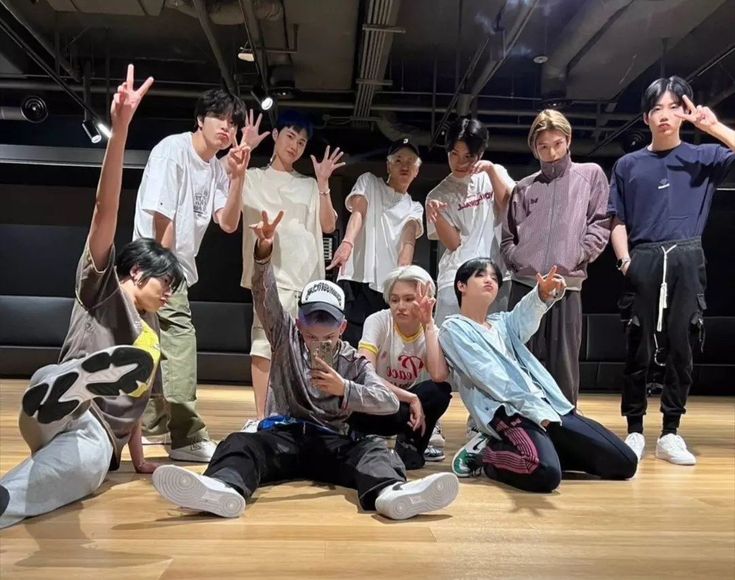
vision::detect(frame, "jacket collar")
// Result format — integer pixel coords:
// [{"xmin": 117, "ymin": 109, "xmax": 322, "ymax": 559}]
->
[{"xmin": 539, "ymin": 152, "xmax": 571, "ymax": 180}]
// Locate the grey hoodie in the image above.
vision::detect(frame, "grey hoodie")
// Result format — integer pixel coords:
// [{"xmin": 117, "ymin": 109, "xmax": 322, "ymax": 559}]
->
[{"xmin": 500, "ymin": 154, "xmax": 610, "ymax": 290}]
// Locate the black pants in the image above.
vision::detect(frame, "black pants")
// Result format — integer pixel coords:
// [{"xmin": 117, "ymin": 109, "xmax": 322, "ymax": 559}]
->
[
  {"xmin": 508, "ymin": 282, "xmax": 582, "ymax": 407},
  {"xmin": 203, "ymin": 422, "xmax": 406, "ymax": 510},
  {"xmin": 619, "ymin": 238, "xmax": 707, "ymax": 434},
  {"xmin": 482, "ymin": 407, "xmax": 637, "ymax": 493},
  {"xmin": 348, "ymin": 381, "xmax": 452, "ymax": 468},
  {"xmin": 339, "ymin": 281, "xmax": 387, "ymax": 348}
]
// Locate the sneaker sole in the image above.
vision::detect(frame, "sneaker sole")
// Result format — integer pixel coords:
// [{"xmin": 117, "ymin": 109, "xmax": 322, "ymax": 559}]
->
[
  {"xmin": 423, "ymin": 453, "xmax": 446, "ymax": 462},
  {"xmin": 152, "ymin": 465, "xmax": 245, "ymax": 518},
  {"xmin": 168, "ymin": 447, "xmax": 216, "ymax": 463},
  {"xmin": 654, "ymin": 451, "xmax": 696, "ymax": 466},
  {"xmin": 22, "ymin": 346, "xmax": 154, "ymax": 424},
  {"xmin": 378, "ymin": 472, "xmax": 459, "ymax": 521}
]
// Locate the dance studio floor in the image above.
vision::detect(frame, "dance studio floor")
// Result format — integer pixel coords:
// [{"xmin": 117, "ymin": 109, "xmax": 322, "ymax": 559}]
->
[{"xmin": 1, "ymin": 379, "xmax": 733, "ymax": 579}]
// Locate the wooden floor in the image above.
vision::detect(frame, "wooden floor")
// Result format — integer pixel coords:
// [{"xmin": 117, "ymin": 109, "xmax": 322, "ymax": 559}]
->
[{"xmin": 0, "ymin": 380, "xmax": 733, "ymax": 579}]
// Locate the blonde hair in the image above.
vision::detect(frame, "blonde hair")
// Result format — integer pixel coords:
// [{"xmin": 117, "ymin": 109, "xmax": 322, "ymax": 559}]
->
[
  {"xmin": 528, "ymin": 109, "xmax": 572, "ymax": 153},
  {"xmin": 382, "ymin": 265, "xmax": 435, "ymax": 304}
]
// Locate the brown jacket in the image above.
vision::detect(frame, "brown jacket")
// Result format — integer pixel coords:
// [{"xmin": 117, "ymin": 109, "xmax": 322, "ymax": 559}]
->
[{"xmin": 501, "ymin": 154, "xmax": 610, "ymax": 289}]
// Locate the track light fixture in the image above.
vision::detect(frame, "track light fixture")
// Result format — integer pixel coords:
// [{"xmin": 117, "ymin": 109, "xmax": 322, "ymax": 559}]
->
[
  {"xmin": 251, "ymin": 87, "xmax": 274, "ymax": 111},
  {"xmin": 82, "ymin": 116, "xmax": 101, "ymax": 144}
]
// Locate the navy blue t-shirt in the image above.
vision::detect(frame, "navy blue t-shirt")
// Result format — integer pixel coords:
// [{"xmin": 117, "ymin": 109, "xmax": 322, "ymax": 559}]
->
[{"xmin": 607, "ymin": 142, "xmax": 734, "ymax": 247}]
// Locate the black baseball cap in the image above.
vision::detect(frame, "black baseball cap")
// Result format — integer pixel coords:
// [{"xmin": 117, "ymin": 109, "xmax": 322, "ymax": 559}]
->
[{"xmin": 387, "ymin": 137, "xmax": 420, "ymax": 157}]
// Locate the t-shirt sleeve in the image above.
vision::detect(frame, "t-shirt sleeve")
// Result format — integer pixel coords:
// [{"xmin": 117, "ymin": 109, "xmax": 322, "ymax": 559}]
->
[
  {"xmin": 138, "ymin": 153, "xmax": 182, "ymax": 221},
  {"xmin": 708, "ymin": 144, "xmax": 735, "ymax": 185},
  {"xmin": 407, "ymin": 200, "xmax": 425, "ymax": 238},
  {"xmin": 345, "ymin": 173, "xmax": 371, "ymax": 212},
  {"xmin": 213, "ymin": 157, "xmax": 230, "ymax": 216},
  {"xmin": 493, "ymin": 163, "xmax": 516, "ymax": 192},
  {"xmin": 358, "ymin": 310, "xmax": 388, "ymax": 354},
  {"xmin": 76, "ymin": 241, "xmax": 119, "ymax": 310},
  {"xmin": 607, "ymin": 159, "xmax": 626, "ymax": 222}
]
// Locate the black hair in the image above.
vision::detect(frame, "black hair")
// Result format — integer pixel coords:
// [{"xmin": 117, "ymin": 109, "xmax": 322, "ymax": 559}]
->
[
  {"xmin": 298, "ymin": 309, "xmax": 343, "ymax": 327},
  {"xmin": 194, "ymin": 88, "xmax": 246, "ymax": 130},
  {"xmin": 641, "ymin": 76, "xmax": 693, "ymax": 114},
  {"xmin": 445, "ymin": 117, "xmax": 489, "ymax": 158},
  {"xmin": 116, "ymin": 238, "xmax": 185, "ymax": 291},
  {"xmin": 276, "ymin": 110, "xmax": 314, "ymax": 140},
  {"xmin": 453, "ymin": 257, "xmax": 503, "ymax": 308}
]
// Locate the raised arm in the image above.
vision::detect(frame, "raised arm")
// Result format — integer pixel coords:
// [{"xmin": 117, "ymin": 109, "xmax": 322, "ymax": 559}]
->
[
  {"xmin": 675, "ymin": 94, "xmax": 735, "ymax": 152},
  {"xmin": 88, "ymin": 65, "xmax": 153, "ymax": 269},
  {"xmin": 216, "ymin": 139, "xmax": 251, "ymax": 234},
  {"xmin": 412, "ymin": 283, "xmax": 449, "ymax": 382},
  {"xmin": 311, "ymin": 145, "xmax": 345, "ymax": 234},
  {"xmin": 397, "ymin": 220, "xmax": 420, "ymax": 267},
  {"xmin": 426, "ymin": 199, "xmax": 461, "ymax": 251}
]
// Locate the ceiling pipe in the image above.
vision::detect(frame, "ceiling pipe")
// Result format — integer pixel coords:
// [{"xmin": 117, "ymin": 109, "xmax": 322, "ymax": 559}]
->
[
  {"xmin": 191, "ymin": 0, "xmax": 238, "ymax": 94},
  {"xmin": 0, "ymin": 0, "xmax": 79, "ymax": 82}
]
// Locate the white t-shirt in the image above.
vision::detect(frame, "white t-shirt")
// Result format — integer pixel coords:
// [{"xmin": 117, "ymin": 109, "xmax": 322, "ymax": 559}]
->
[
  {"xmin": 339, "ymin": 172, "xmax": 424, "ymax": 292},
  {"xmin": 133, "ymin": 132, "xmax": 229, "ymax": 286},
  {"xmin": 240, "ymin": 166, "xmax": 327, "ymax": 291},
  {"xmin": 426, "ymin": 168, "xmax": 515, "ymax": 291},
  {"xmin": 359, "ymin": 309, "xmax": 428, "ymax": 390}
]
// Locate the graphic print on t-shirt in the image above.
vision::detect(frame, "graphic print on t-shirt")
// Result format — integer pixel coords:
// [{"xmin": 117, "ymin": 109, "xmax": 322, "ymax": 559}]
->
[
  {"xmin": 127, "ymin": 320, "xmax": 161, "ymax": 398},
  {"xmin": 192, "ymin": 188, "xmax": 211, "ymax": 218},
  {"xmin": 457, "ymin": 191, "xmax": 493, "ymax": 211},
  {"xmin": 380, "ymin": 351, "xmax": 425, "ymax": 390}
]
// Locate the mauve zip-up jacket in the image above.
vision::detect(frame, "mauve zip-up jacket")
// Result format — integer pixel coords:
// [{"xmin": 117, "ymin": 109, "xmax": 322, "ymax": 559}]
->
[{"xmin": 500, "ymin": 153, "xmax": 610, "ymax": 290}]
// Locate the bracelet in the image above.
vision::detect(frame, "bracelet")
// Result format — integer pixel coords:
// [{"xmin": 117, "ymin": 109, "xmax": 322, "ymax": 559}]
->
[{"xmin": 319, "ymin": 188, "xmax": 331, "ymax": 197}]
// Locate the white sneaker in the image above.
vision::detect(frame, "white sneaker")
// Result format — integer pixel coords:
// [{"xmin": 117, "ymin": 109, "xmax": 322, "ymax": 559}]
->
[
  {"xmin": 240, "ymin": 418, "xmax": 260, "ymax": 433},
  {"xmin": 429, "ymin": 422, "xmax": 445, "ymax": 449},
  {"xmin": 142, "ymin": 433, "xmax": 171, "ymax": 446},
  {"xmin": 169, "ymin": 440, "xmax": 218, "ymax": 462},
  {"xmin": 624, "ymin": 432, "xmax": 645, "ymax": 462},
  {"xmin": 152, "ymin": 465, "xmax": 245, "ymax": 518},
  {"xmin": 375, "ymin": 472, "xmax": 459, "ymax": 520},
  {"xmin": 423, "ymin": 444, "xmax": 445, "ymax": 462},
  {"xmin": 655, "ymin": 433, "xmax": 696, "ymax": 465},
  {"xmin": 452, "ymin": 431, "xmax": 489, "ymax": 478}
]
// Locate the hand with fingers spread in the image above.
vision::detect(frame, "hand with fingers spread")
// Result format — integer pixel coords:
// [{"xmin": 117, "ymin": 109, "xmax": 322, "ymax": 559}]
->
[
  {"xmin": 241, "ymin": 109, "xmax": 270, "ymax": 151},
  {"xmin": 110, "ymin": 64, "xmax": 154, "ymax": 130},
  {"xmin": 411, "ymin": 282, "xmax": 437, "ymax": 328},
  {"xmin": 536, "ymin": 265, "xmax": 566, "ymax": 302},
  {"xmin": 426, "ymin": 199, "xmax": 448, "ymax": 224},
  {"xmin": 407, "ymin": 394, "xmax": 426, "ymax": 435},
  {"xmin": 250, "ymin": 210, "xmax": 285, "ymax": 259},
  {"xmin": 327, "ymin": 240, "xmax": 352, "ymax": 274},
  {"xmin": 311, "ymin": 356, "xmax": 346, "ymax": 396},
  {"xmin": 311, "ymin": 145, "xmax": 346, "ymax": 191},
  {"xmin": 674, "ymin": 95, "xmax": 719, "ymax": 132}
]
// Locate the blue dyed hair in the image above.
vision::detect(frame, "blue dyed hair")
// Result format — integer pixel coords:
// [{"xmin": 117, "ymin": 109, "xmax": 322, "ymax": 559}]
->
[{"xmin": 276, "ymin": 110, "xmax": 314, "ymax": 139}]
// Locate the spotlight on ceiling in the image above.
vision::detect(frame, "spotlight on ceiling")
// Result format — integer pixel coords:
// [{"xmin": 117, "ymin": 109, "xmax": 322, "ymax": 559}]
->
[
  {"xmin": 251, "ymin": 88, "xmax": 274, "ymax": 111},
  {"xmin": 82, "ymin": 117, "xmax": 102, "ymax": 144},
  {"xmin": 20, "ymin": 96, "xmax": 48, "ymax": 123},
  {"xmin": 96, "ymin": 121, "xmax": 112, "ymax": 139},
  {"xmin": 532, "ymin": 55, "xmax": 548, "ymax": 64}
]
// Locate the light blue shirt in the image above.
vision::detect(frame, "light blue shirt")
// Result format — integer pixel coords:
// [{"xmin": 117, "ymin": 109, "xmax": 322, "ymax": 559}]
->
[{"xmin": 439, "ymin": 285, "xmax": 574, "ymax": 439}]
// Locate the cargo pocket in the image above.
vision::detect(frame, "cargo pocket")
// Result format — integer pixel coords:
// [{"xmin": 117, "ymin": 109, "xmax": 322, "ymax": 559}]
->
[{"xmin": 689, "ymin": 294, "xmax": 707, "ymax": 353}]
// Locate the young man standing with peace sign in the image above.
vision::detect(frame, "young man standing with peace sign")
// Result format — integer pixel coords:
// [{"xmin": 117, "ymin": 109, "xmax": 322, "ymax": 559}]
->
[
  {"xmin": 133, "ymin": 88, "xmax": 249, "ymax": 462},
  {"xmin": 609, "ymin": 76, "xmax": 735, "ymax": 465}
]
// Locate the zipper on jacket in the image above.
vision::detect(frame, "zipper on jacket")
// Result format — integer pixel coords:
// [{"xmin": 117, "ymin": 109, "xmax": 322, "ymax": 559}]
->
[{"xmin": 542, "ymin": 175, "xmax": 558, "ymax": 271}]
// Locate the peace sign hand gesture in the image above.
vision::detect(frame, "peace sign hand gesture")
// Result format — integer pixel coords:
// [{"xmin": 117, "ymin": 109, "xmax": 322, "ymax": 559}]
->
[
  {"xmin": 411, "ymin": 282, "xmax": 436, "ymax": 328},
  {"xmin": 311, "ymin": 146, "xmax": 346, "ymax": 190},
  {"xmin": 250, "ymin": 210, "xmax": 285, "ymax": 259},
  {"xmin": 111, "ymin": 64, "xmax": 154, "ymax": 130},
  {"xmin": 674, "ymin": 95, "xmax": 719, "ymax": 132},
  {"xmin": 535, "ymin": 265, "xmax": 566, "ymax": 302},
  {"xmin": 241, "ymin": 109, "xmax": 270, "ymax": 151},
  {"xmin": 226, "ymin": 143, "xmax": 252, "ymax": 180}
]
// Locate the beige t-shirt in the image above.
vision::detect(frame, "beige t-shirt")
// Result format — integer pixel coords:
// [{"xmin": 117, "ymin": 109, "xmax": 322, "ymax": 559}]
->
[
  {"xmin": 240, "ymin": 166, "xmax": 327, "ymax": 291},
  {"xmin": 59, "ymin": 243, "xmax": 160, "ymax": 470}
]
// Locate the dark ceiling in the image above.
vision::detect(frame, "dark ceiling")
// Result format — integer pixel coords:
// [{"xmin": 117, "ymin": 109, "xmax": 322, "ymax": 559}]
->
[{"xmin": 1, "ymin": 0, "xmax": 734, "ymax": 161}]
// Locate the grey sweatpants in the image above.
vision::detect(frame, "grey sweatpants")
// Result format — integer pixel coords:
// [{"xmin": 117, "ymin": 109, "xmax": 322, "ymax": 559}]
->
[
  {"xmin": 0, "ymin": 408, "xmax": 113, "ymax": 529},
  {"xmin": 508, "ymin": 281, "xmax": 582, "ymax": 407}
]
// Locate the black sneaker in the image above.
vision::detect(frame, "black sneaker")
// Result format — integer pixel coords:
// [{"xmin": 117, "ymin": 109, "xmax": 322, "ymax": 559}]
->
[{"xmin": 22, "ymin": 346, "xmax": 155, "ymax": 424}]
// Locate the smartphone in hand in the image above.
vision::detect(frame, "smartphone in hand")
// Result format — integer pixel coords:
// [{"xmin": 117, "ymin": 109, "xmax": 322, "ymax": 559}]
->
[{"xmin": 309, "ymin": 341, "xmax": 335, "ymax": 369}]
